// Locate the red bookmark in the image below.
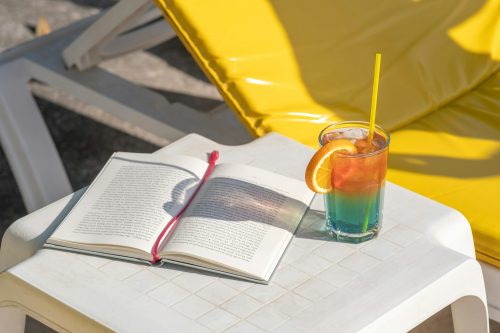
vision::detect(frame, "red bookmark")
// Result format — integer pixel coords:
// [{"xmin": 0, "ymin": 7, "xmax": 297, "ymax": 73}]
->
[{"xmin": 150, "ymin": 151, "xmax": 219, "ymax": 263}]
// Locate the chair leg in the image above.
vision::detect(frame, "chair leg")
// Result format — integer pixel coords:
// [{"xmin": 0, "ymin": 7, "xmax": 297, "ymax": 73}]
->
[
  {"xmin": 451, "ymin": 295, "xmax": 490, "ymax": 333},
  {"xmin": 0, "ymin": 307, "xmax": 26, "ymax": 333},
  {"xmin": 63, "ymin": 0, "xmax": 169, "ymax": 70},
  {"xmin": 0, "ymin": 60, "xmax": 73, "ymax": 212}
]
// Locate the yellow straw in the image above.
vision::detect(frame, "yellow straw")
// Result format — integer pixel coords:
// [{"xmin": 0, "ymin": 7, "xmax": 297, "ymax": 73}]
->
[{"xmin": 368, "ymin": 53, "xmax": 382, "ymax": 143}]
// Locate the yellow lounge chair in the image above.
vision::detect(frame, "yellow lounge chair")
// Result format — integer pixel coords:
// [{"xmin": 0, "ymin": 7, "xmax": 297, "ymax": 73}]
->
[
  {"xmin": 154, "ymin": 0, "xmax": 499, "ymax": 266},
  {"xmin": 154, "ymin": 0, "xmax": 500, "ymax": 316}
]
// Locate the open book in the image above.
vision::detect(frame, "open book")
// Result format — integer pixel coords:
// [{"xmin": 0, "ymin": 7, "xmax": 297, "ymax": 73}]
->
[{"xmin": 46, "ymin": 152, "xmax": 314, "ymax": 283}]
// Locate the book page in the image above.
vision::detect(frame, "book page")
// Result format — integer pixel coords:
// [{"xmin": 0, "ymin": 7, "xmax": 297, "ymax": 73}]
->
[
  {"xmin": 161, "ymin": 163, "xmax": 314, "ymax": 279},
  {"xmin": 48, "ymin": 153, "xmax": 209, "ymax": 254}
]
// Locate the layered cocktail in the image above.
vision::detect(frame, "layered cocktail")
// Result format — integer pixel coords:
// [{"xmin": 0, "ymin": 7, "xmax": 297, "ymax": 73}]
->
[{"xmin": 306, "ymin": 121, "xmax": 390, "ymax": 243}]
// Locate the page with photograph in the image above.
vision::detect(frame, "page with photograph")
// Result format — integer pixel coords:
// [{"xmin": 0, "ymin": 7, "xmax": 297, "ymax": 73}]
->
[{"xmin": 160, "ymin": 163, "xmax": 314, "ymax": 279}]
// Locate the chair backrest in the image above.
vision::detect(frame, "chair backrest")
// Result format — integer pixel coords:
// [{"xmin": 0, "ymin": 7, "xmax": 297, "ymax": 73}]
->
[{"xmin": 155, "ymin": 0, "xmax": 499, "ymax": 147}]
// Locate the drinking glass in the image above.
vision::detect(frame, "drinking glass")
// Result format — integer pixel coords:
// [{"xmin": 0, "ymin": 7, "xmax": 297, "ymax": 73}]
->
[{"xmin": 320, "ymin": 121, "xmax": 390, "ymax": 243}]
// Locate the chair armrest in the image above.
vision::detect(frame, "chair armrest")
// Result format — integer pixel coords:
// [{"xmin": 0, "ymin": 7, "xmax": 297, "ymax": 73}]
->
[
  {"xmin": 384, "ymin": 182, "xmax": 476, "ymax": 259},
  {"xmin": 0, "ymin": 188, "xmax": 86, "ymax": 271}
]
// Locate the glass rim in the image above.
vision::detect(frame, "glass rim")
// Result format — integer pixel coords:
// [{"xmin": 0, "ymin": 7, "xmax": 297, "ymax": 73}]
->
[{"xmin": 318, "ymin": 121, "xmax": 391, "ymax": 158}]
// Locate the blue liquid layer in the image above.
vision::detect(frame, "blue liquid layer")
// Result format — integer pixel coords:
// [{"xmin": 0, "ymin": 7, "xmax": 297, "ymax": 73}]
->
[{"xmin": 324, "ymin": 187, "xmax": 384, "ymax": 242}]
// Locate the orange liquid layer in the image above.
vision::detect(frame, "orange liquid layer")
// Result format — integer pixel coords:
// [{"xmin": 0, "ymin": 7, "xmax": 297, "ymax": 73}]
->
[{"xmin": 328, "ymin": 135, "xmax": 388, "ymax": 194}]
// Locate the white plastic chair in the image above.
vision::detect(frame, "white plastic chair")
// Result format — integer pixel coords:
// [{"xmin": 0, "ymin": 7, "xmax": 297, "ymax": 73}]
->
[{"xmin": 0, "ymin": 133, "xmax": 491, "ymax": 333}]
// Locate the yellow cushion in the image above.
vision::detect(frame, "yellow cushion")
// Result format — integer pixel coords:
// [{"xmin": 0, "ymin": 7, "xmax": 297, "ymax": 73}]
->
[
  {"xmin": 155, "ymin": 0, "xmax": 500, "ymax": 266},
  {"xmin": 390, "ymin": 70, "xmax": 500, "ymax": 267}
]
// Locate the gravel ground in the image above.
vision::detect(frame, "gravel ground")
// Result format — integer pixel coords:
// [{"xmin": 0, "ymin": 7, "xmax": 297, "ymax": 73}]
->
[{"xmin": 0, "ymin": 1, "xmax": 498, "ymax": 332}]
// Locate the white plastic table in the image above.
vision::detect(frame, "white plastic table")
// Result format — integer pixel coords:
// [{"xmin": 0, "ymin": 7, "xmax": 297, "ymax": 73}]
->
[{"xmin": 0, "ymin": 133, "xmax": 489, "ymax": 333}]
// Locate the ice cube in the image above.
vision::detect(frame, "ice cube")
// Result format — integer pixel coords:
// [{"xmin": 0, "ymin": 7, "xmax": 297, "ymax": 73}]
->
[{"xmin": 342, "ymin": 128, "xmax": 367, "ymax": 140}]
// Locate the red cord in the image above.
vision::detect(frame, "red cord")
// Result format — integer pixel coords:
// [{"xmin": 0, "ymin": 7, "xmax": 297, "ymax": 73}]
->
[{"xmin": 150, "ymin": 151, "xmax": 219, "ymax": 263}]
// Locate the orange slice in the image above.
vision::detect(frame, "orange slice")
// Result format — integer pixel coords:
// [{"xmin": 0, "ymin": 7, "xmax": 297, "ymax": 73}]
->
[{"xmin": 305, "ymin": 139, "xmax": 357, "ymax": 193}]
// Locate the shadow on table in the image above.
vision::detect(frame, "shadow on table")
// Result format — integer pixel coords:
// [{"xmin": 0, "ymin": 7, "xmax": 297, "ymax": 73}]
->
[{"xmin": 294, "ymin": 208, "xmax": 332, "ymax": 241}]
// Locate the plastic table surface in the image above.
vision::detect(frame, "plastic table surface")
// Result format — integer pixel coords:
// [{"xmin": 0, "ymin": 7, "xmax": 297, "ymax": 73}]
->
[{"xmin": 0, "ymin": 133, "xmax": 488, "ymax": 333}]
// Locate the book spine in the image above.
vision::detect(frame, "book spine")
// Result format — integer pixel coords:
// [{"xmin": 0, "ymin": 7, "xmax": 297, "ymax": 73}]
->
[{"xmin": 150, "ymin": 151, "xmax": 220, "ymax": 263}]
